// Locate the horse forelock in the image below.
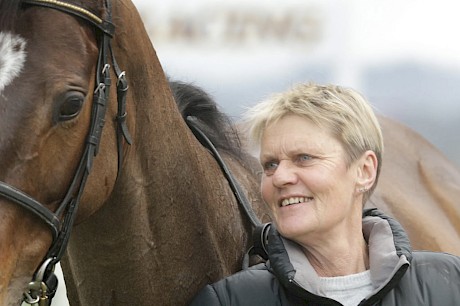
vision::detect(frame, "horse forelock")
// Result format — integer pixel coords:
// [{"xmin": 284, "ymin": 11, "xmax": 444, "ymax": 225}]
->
[{"xmin": 0, "ymin": 0, "xmax": 21, "ymax": 30}]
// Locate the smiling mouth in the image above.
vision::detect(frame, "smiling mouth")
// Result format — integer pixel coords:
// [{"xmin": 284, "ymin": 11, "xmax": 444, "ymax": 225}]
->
[{"xmin": 280, "ymin": 197, "xmax": 313, "ymax": 207}]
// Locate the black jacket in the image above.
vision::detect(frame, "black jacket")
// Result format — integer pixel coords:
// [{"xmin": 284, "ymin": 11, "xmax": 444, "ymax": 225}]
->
[{"xmin": 190, "ymin": 209, "xmax": 460, "ymax": 305}]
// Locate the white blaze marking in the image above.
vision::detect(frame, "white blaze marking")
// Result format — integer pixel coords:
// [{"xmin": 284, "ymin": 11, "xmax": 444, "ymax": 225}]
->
[{"xmin": 0, "ymin": 31, "xmax": 27, "ymax": 95}]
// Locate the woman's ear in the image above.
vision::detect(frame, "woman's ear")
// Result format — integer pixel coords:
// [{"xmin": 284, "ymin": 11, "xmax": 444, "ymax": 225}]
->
[{"xmin": 356, "ymin": 150, "xmax": 378, "ymax": 191}]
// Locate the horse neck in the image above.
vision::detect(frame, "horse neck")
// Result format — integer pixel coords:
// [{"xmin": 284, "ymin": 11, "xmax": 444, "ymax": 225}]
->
[
  {"xmin": 63, "ymin": 81, "xmax": 253, "ymax": 305},
  {"xmin": 61, "ymin": 1, "xmax": 262, "ymax": 304}
]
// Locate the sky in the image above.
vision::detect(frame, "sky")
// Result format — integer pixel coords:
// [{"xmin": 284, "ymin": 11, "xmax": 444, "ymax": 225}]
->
[
  {"xmin": 133, "ymin": 0, "xmax": 460, "ymax": 67},
  {"xmin": 130, "ymin": 0, "xmax": 460, "ymax": 167}
]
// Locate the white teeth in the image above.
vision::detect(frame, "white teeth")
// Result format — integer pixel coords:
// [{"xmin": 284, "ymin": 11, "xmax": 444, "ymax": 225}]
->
[{"xmin": 281, "ymin": 197, "xmax": 312, "ymax": 207}]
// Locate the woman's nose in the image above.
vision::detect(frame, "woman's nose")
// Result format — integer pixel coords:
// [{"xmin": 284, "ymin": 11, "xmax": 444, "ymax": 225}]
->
[{"xmin": 272, "ymin": 160, "xmax": 298, "ymax": 187}]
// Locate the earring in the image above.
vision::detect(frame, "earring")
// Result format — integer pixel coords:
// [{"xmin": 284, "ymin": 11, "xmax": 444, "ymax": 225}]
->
[{"xmin": 358, "ymin": 187, "xmax": 367, "ymax": 193}]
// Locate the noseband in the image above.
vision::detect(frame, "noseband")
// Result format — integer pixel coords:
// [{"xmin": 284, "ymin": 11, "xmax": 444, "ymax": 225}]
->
[{"xmin": 0, "ymin": 0, "xmax": 131, "ymax": 304}]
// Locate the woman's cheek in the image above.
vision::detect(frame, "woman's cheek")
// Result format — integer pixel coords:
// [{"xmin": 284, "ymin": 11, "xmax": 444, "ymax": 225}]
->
[{"xmin": 261, "ymin": 177, "xmax": 276, "ymax": 211}]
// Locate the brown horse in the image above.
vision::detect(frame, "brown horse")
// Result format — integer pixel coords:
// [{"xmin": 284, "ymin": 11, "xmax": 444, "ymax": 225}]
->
[
  {"xmin": 369, "ymin": 116, "xmax": 460, "ymax": 254},
  {"xmin": 0, "ymin": 0, "xmax": 268, "ymax": 305},
  {"xmin": 1, "ymin": 0, "xmax": 460, "ymax": 306}
]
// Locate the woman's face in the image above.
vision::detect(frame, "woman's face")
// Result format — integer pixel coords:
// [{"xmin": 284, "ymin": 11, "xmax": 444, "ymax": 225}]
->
[{"xmin": 260, "ymin": 114, "xmax": 363, "ymax": 245}]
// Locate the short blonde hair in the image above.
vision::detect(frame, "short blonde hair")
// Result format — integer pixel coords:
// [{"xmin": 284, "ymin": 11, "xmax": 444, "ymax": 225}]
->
[{"xmin": 243, "ymin": 82, "xmax": 384, "ymax": 200}]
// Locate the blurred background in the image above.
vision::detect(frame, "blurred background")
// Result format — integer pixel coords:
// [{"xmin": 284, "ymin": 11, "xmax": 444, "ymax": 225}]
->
[
  {"xmin": 47, "ymin": 0, "xmax": 459, "ymax": 305},
  {"xmin": 133, "ymin": 0, "xmax": 460, "ymax": 167}
]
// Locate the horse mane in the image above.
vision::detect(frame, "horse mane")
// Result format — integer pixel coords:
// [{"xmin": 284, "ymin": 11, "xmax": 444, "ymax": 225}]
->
[{"xmin": 169, "ymin": 80, "xmax": 243, "ymax": 158}]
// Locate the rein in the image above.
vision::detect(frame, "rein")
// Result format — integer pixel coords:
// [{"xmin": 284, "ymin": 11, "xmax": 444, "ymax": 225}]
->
[
  {"xmin": 185, "ymin": 118, "xmax": 270, "ymax": 266},
  {"xmin": 0, "ymin": 0, "xmax": 131, "ymax": 305},
  {"xmin": 186, "ymin": 117, "xmax": 262, "ymax": 227}
]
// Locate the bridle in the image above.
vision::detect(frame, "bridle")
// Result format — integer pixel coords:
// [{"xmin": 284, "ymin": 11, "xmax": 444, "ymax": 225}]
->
[{"xmin": 0, "ymin": 0, "xmax": 131, "ymax": 304}]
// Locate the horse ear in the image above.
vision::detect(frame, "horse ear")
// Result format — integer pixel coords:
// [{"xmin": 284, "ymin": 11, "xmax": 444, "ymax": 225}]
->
[{"xmin": 355, "ymin": 150, "xmax": 378, "ymax": 190}]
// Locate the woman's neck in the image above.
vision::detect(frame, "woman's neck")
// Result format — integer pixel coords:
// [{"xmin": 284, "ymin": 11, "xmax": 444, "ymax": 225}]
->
[
  {"xmin": 302, "ymin": 235, "xmax": 369, "ymax": 277},
  {"xmin": 301, "ymin": 223, "xmax": 369, "ymax": 277}
]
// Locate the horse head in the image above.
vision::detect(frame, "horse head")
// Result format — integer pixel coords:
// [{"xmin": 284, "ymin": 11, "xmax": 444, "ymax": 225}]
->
[{"xmin": 0, "ymin": 0, "xmax": 129, "ymax": 303}]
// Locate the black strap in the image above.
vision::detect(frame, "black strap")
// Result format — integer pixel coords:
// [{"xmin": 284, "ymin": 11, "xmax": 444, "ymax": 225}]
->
[
  {"xmin": 252, "ymin": 222, "xmax": 270, "ymax": 260},
  {"xmin": 110, "ymin": 44, "xmax": 133, "ymax": 179},
  {"xmin": 185, "ymin": 117, "xmax": 273, "ymax": 270},
  {"xmin": 44, "ymin": 3, "xmax": 113, "ymax": 263},
  {"xmin": 13, "ymin": 1, "xmax": 130, "ymax": 304},
  {"xmin": 242, "ymin": 223, "xmax": 271, "ymax": 269},
  {"xmin": 22, "ymin": 0, "xmax": 115, "ymax": 36},
  {"xmin": 0, "ymin": 183, "xmax": 60, "ymax": 240},
  {"xmin": 185, "ymin": 117, "xmax": 262, "ymax": 228}
]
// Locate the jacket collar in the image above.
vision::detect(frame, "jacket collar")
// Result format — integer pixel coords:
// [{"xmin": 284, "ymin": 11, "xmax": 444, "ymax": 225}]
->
[{"xmin": 267, "ymin": 208, "xmax": 412, "ymax": 297}]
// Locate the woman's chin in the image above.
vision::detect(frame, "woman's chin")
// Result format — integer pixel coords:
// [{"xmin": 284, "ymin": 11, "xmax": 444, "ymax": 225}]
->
[{"xmin": 276, "ymin": 219, "xmax": 314, "ymax": 241}]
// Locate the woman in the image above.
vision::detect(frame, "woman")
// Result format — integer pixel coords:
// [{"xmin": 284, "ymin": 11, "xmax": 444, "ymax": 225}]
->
[{"xmin": 189, "ymin": 83, "xmax": 460, "ymax": 306}]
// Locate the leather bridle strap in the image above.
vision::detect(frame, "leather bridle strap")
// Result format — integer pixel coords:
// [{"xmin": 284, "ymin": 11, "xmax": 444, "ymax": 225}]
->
[
  {"xmin": 4, "ymin": 0, "xmax": 131, "ymax": 305},
  {"xmin": 0, "ymin": 183, "xmax": 60, "ymax": 240},
  {"xmin": 185, "ymin": 117, "xmax": 262, "ymax": 228},
  {"xmin": 21, "ymin": 0, "xmax": 115, "ymax": 37},
  {"xmin": 185, "ymin": 117, "xmax": 271, "ymax": 269},
  {"xmin": 111, "ymin": 44, "xmax": 133, "ymax": 178},
  {"xmin": 19, "ymin": 0, "xmax": 115, "ymax": 259}
]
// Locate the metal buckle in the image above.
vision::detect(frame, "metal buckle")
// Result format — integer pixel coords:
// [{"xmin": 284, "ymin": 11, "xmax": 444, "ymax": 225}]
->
[
  {"xmin": 23, "ymin": 258, "xmax": 55, "ymax": 306},
  {"xmin": 101, "ymin": 63, "xmax": 110, "ymax": 75},
  {"xmin": 94, "ymin": 83, "xmax": 106, "ymax": 95},
  {"xmin": 116, "ymin": 71, "xmax": 126, "ymax": 86}
]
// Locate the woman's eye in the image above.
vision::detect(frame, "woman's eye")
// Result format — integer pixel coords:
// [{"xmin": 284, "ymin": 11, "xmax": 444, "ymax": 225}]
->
[
  {"xmin": 263, "ymin": 161, "xmax": 278, "ymax": 175},
  {"xmin": 298, "ymin": 154, "xmax": 312, "ymax": 163}
]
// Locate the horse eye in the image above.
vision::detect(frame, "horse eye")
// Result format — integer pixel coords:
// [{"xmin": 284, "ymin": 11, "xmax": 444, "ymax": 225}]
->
[{"xmin": 57, "ymin": 92, "xmax": 85, "ymax": 121}]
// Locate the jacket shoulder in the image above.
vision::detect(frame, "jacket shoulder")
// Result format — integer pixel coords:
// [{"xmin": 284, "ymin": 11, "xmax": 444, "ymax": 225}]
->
[
  {"xmin": 189, "ymin": 264, "xmax": 285, "ymax": 306},
  {"xmin": 409, "ymin": 251, "xmax": 460, "ymax": 282},
  {"xmin": 189, "ymin": 284, "xmax": 222, "ymax": 306},
  {"xmin": 411, "ymin": 250, "xmax": 460, "ymax": 270},
  {"xmin": 387, "ymin": 251, "xmax": 460, "ymax": 305}
]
